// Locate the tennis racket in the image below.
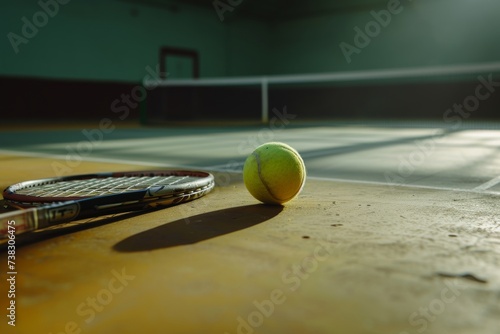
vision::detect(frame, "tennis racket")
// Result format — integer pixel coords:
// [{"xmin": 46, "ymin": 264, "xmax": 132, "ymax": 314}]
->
[{"xmin": 0, "ymin": 170, "xmax": 214, "ymax": 238}]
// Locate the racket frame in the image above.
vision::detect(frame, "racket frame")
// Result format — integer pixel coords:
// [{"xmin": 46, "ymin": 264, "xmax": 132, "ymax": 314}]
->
[{"xmin": 1, "ymin": 170, "xmax": 214, "ymax": 238}]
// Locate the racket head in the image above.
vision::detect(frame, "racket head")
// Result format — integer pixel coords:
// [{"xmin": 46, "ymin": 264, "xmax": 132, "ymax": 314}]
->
[{"xmin": 3, "ymin": 170, "xmax": 215, "ymax": 208}]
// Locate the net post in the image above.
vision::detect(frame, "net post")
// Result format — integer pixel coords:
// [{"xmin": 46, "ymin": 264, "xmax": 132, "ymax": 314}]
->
[{"xmin": 261, "ymin": 78, "xmax": 269, "ymax": 124}]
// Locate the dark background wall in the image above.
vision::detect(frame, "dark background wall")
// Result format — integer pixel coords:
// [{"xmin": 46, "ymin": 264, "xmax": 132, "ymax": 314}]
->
[{"xmin": 1, "ymin": 0, "xmax": 499, "ymax": 122}]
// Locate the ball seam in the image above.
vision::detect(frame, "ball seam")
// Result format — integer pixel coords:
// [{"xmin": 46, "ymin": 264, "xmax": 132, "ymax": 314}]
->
[{"xmin": 253, "ymin": 151, "xmax": 282, "ymax": 203}]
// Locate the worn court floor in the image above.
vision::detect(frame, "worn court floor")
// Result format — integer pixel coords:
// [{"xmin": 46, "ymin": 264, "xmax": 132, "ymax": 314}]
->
[{"xmin": 0, "ymin": 122, "xmax": 499, "ymax": 334}]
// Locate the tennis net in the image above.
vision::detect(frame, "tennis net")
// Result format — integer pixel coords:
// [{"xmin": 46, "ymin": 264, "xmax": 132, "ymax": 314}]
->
[{"xmin": 143, "ymin": 61, "xmax": 500, "ymax": 124}]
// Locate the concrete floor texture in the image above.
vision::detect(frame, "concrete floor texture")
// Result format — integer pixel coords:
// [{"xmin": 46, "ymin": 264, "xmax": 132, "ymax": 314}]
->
[{"xmin": 0, "ymin": 121, "xmax": 499, "ymax": 334}]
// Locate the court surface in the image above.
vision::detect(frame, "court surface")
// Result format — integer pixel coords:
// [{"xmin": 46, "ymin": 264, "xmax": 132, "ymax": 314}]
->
[
  {"xmin": 0, "ymin": 121, "xmax": 499, "ymax": 334},
  {"xmin": 1, "ymin": 121, "xmax": 500, "ymax": 193}
]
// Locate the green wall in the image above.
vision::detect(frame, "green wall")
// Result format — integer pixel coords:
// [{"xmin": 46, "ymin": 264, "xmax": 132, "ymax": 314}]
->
[
  {"xmin": 2, "ymin": 0, "xmax": 499, "ymax": 81},
  {"xmin": 0, "ymin": 0, "xmax": 270, "ymax": 82},
  {"xmin": 268, "ymin": 0, "xmax": 500, "ymax": 74}
]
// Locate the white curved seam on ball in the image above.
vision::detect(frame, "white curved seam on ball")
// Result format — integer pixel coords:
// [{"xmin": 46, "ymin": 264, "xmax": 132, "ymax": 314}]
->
[{"xmin": 253, "ymin": 151, "xmax": 281, "ymax": 202}]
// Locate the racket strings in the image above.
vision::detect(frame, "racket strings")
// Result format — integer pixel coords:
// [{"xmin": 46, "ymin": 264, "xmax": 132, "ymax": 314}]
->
[{"xmin": 13, "ymin": 175, "xmax": 196, "ymax": 198}]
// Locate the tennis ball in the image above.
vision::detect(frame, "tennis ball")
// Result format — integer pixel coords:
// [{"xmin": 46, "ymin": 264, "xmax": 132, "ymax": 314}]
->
[{"xmin": 243, "ymin": 142, "xmax": 306, "ymax": 205}]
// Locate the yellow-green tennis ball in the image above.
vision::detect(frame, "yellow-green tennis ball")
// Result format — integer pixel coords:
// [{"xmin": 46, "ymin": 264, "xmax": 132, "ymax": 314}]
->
[{"xmin": 243, "ymin": 142, "xmax": 306, "ymax": 205}]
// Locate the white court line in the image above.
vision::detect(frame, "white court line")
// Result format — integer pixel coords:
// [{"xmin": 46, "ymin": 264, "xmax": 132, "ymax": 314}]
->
[
  {"xmin": 1, "ymin": 149, "xmax": 499, "ymax": 196},
  {"xmin": 473, "ymin": 176, "xmax": 500, "ymax": 191},
  {"xmin": 308, "ymin": 176, "xmax": 500, "ymax": 196}
]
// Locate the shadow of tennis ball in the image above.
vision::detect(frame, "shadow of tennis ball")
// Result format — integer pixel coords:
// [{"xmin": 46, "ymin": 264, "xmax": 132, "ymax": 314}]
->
[{"xmin": 113, "ymin": 204, "xmax": 283, "ymax": 252}]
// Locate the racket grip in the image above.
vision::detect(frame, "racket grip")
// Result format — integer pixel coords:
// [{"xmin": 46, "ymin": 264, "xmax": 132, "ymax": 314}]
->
[
  {"xmin": 0, "ymin": 202, "xmax": 80, "ymax": 238},
  {"xmin": 0, "ymin": 207, "xmax": 41, "ymax": 238}
]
